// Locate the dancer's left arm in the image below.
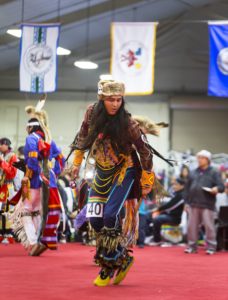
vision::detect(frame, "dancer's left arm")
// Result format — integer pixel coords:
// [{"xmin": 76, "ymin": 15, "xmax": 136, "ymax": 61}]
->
[{"xmin": 129, "ymin": 118, "xmax": 155, "ymax": 196}]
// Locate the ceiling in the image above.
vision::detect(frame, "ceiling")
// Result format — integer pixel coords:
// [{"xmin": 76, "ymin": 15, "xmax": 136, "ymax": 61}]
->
[{"xmin": 0, "ymin": 0, "xmax": 228, "ymax": 96}]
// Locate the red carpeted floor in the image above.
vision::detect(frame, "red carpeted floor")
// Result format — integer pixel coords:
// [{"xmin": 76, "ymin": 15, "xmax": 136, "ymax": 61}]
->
[{"xmin": 0, "ymin": 243, "xmax": 228, "ymax": 300}]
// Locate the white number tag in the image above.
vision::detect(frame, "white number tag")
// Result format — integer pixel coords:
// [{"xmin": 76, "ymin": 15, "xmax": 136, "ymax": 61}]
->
[{"xmin": 86, "ymin": 202, "xmax": 104, "ymax": 218}]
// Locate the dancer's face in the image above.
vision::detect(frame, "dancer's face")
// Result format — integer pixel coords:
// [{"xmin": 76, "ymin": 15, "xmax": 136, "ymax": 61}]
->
[
  {"xmin": 0, "ymin": 144, "xmax": 8, "ymax": 154},
  {"xmin": 103, "ymin": 96, "xmax": 122, "ymax": 115},
  {"xmin": 26, "ymin": 126, "xmax": 32, "ymax": 134}
]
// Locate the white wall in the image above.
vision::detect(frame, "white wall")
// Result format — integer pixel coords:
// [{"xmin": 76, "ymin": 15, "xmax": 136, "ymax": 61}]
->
[
  {"xmin": 171, "ymin": 96, "xmax": 228, "ymax": 154},
  {"xmin": 172, "ymin": 109, "xmax": 228, "ymax": 153},
  {"xmin": 0, "ymin": 98, "xmax": 90, "ymax": 154}
]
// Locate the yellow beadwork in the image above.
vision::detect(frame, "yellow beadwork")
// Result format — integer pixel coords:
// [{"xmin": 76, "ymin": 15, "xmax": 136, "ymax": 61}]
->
[
  {"xmin": 95, "ymin": 141, "xmax": 124, "ymax": 169},
  {"xmin": 73, "ymin": 150, "xmax": 85, "ymax": 167},
  {"xmin": 92, "ymin": 183, "xmax": 112, "ymax": 195},
  {"xmin": 97, "ymin": 173, "xmax": 113, "ymax": 182},
  {"xmin": 117, "ymin": 154, "xmax": 129, "ymax": 185},
  {"xmin": 89, "ymin": 197, "xmax": 107, "ymax": 203},
  {"xmin": 140, "ymin": 170, "xmax": 155, "ymax": 188},
  {"xmin": 48, "ymin": 160, "xmax": 53, "ymax": 169},
  {"xmin": 94, "ymin": 177, "xmax": 112, "ymax": 188},
  {"xmin": 0, "ymin": 192, "xmax": 6, "ymax": 201},
  {"xmin": 96, "ymin": 161, "xmax": 114, "ymax": 168},
  {"xmin": 28, "ymin": 151, "xmax": 38, "ymax": 158}
]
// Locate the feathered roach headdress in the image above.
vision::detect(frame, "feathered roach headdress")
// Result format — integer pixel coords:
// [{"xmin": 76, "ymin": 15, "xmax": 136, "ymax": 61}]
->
[
  {"xmin": 133, "ymin": 115, "xmax": 168, "ymax": 136},
  {"xmin": 25, "ymin": 94, "xmax": 51, "ymax": 143}
]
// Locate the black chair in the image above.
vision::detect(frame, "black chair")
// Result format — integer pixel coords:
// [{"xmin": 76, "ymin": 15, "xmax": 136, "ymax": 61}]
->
[{"xmin": 217, "ymin": 206, "xmax": 228, "ymax": 251}]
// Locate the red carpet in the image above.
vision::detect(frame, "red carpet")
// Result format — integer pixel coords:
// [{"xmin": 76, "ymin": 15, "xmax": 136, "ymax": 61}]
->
[{"xmin": 0, "ymin": 243, "xmax": 228, "ymax": 300}]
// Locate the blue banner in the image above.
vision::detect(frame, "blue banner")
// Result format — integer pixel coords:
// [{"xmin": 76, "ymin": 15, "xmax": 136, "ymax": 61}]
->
[{"xmin": 208, "ymin": 22, "xmax": 228, "ymax": 97}]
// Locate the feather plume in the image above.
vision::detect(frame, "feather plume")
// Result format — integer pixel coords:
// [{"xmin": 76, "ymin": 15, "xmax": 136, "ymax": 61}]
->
[
  {"xmin": 35, "ymin": 99, "xmax": 45, "ymax": 112},
  {"xmin": 24, "ymin": 94, "xmax": 51, "ymax": 143},
  {"xmin": 35, "ymin": 93, "xmax": 47, "ymax": 112},
  {"xmin": 133, "ymin": 115, "xmax": 169, "ymax": 136}
]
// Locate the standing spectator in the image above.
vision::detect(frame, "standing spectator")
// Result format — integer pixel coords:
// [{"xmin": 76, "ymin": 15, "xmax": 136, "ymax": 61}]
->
[
  {"xmin": 150, "ymin": 178, "xmax": 185, "ymax": 246},
  {"xmin": 179, "ymin": 165, "xmax": 190, "ymax": 238},
  {"xmin": 180, "ymin": 165, "xmax": 190, "ymax": 183},
  {"xmin": 184, "ymin": 150, "xmax": 225, "ymax": 255}
]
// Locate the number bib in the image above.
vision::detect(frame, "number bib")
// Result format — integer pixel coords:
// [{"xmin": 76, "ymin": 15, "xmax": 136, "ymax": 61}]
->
[{"xmin": 86, "ymin": 202, "xmax": 104, "ymax": 218}]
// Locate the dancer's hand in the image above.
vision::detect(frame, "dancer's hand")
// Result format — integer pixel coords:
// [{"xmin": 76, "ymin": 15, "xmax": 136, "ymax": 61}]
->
[
  {"xmin": 22, "ymin": 176, "xmax": 29, "ymax": 184},
  {"xmin": 141, "ymin": 186, "xmax": 152, "ymax": 197},
  {"xmin": 71, "ymin": 165, "xmax": 80, "ymax": 179},
  {"xmin": 152, "ymin": 210, "xmax": 159, "ymax": 218},
  {"xmin": 210, "ymin": 187, "xmax": 218, "ymax": 195}
]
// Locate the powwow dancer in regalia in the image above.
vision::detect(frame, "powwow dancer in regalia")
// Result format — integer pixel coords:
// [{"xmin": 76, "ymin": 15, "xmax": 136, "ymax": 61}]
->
[
  {"xmin": 0, "ymin": 138, "xmax": 17, "ymax": 243},
  {"xmin": 9, "ymin": 96, "xmax": 65, "ymax": 256},
  {"xmin": 70, "ymin": 80, "xmax": 155, "ymax": 286}
]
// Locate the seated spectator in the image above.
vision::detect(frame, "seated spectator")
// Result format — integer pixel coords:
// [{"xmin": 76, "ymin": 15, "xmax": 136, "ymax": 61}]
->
[
  {"xmin": 17, "ymin": 146, "xmax": 25, "ymax": 159},
  {"xmin": 150, "ymin": 178, "xmax": 185, "ymax": 246}
]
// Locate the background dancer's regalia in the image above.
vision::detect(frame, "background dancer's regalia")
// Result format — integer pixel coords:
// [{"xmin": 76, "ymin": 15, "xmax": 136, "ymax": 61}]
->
[
  {"xmin": 9, "ymin": 97, "xmax": 65, "ymax": 256},
  {"xmin": 0, "ymin": 138, "xmax": 17, "ymax": 242},
  {"xmin": 71, "ymin": 80, "xmax": 154, "ymax": 286}
]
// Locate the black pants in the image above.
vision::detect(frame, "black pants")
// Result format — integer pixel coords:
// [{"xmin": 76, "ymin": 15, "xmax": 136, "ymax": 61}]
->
[
  {"xmin": 153, "ymin": 214, "xmax": 178, "ymax": 242},
  {"xmin": 0, "ymin": 201, "xmax": 10, "ymax": 235},
  {"xmin": 138, "ymin": 214, "xmax": 148, "ymax": 245}
]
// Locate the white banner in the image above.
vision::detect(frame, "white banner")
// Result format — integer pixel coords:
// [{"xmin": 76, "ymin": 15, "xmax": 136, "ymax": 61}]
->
[
  {"xmin": 20, "ymin": 23, "xmax": 60, "ymax": 93},
  {"xmin": 110, "ymin": 22, "xmax": 158, "ymax": 95}
]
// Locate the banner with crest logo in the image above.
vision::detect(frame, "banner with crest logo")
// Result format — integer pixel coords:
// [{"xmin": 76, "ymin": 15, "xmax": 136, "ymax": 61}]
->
[
  {"xmin": 20, "ymin": 23, "xmax": 60, "ymax": 93},
  {"xmin": 110, "ymin": 22, "xmax": 158, "ymax": 95},
  {"xmin": 208, "ymin": 21, "xmax": 228, "ymax": 97}
]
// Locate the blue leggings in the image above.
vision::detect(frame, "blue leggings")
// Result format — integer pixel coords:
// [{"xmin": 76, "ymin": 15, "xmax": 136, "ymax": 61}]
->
[{"xmin": 90, "ymin": 168, "xmax": 135, "ymax": 232}]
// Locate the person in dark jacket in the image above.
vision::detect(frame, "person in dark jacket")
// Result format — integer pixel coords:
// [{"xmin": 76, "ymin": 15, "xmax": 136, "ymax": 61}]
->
[
  {"xmin": 184, "ymin": 150, "xmax": 224, "ymax": 255},
  {"xmin": 150, "ymin": 177, "xmax": 185, "ymax": 245}
]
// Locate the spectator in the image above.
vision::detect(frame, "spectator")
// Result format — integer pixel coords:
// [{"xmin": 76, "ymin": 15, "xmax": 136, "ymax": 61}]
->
[
  {"xmin": 137, "ymin": 197, "xmax": 151, "ymax": 248},
  {"xmin": 17, "ymin": 146, "xmax": 25, "ymax": 159},
  {"xmin": 184, "ymin": 150, "xmax": 225, "ymax": 255},
  {"xmin": 179, "ymin": 165, "xmax": 190, "ymax": 239},
  {"xmin": 180, "ymin": 165, "xmax": 190, "ymax": 183},
  {"xmin": 12, "ymin": 146, "xmax": 25, "ymax": 192},
  {"xmin": 216, "ymin": 179, "xmax": 228, "ymax": 213},
  {"xmin": 150, "ymin": 177, "xmax": 185, "ymax": 246}
]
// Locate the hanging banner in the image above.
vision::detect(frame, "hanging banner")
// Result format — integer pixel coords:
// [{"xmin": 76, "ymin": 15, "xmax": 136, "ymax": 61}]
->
[
  {"xmin": 208, "ymin": 21, "xmax": 228, "ymax": 97},
  {"xmin": 20, "ymin": 23, "xmax": 60, "ymax": 93},
  {"xmin": 110, "ymin": 22, "xmax": 158, "ymax": 95}
]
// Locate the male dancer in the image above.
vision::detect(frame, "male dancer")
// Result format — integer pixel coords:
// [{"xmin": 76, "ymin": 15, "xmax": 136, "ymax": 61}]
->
[
  {"xmin": 71, "ymin": 80, "xmax": 154, "ymax": 286},
  {"xmin": 10, "ymin": 99, "xmax": 65, "ymax": 256}
]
